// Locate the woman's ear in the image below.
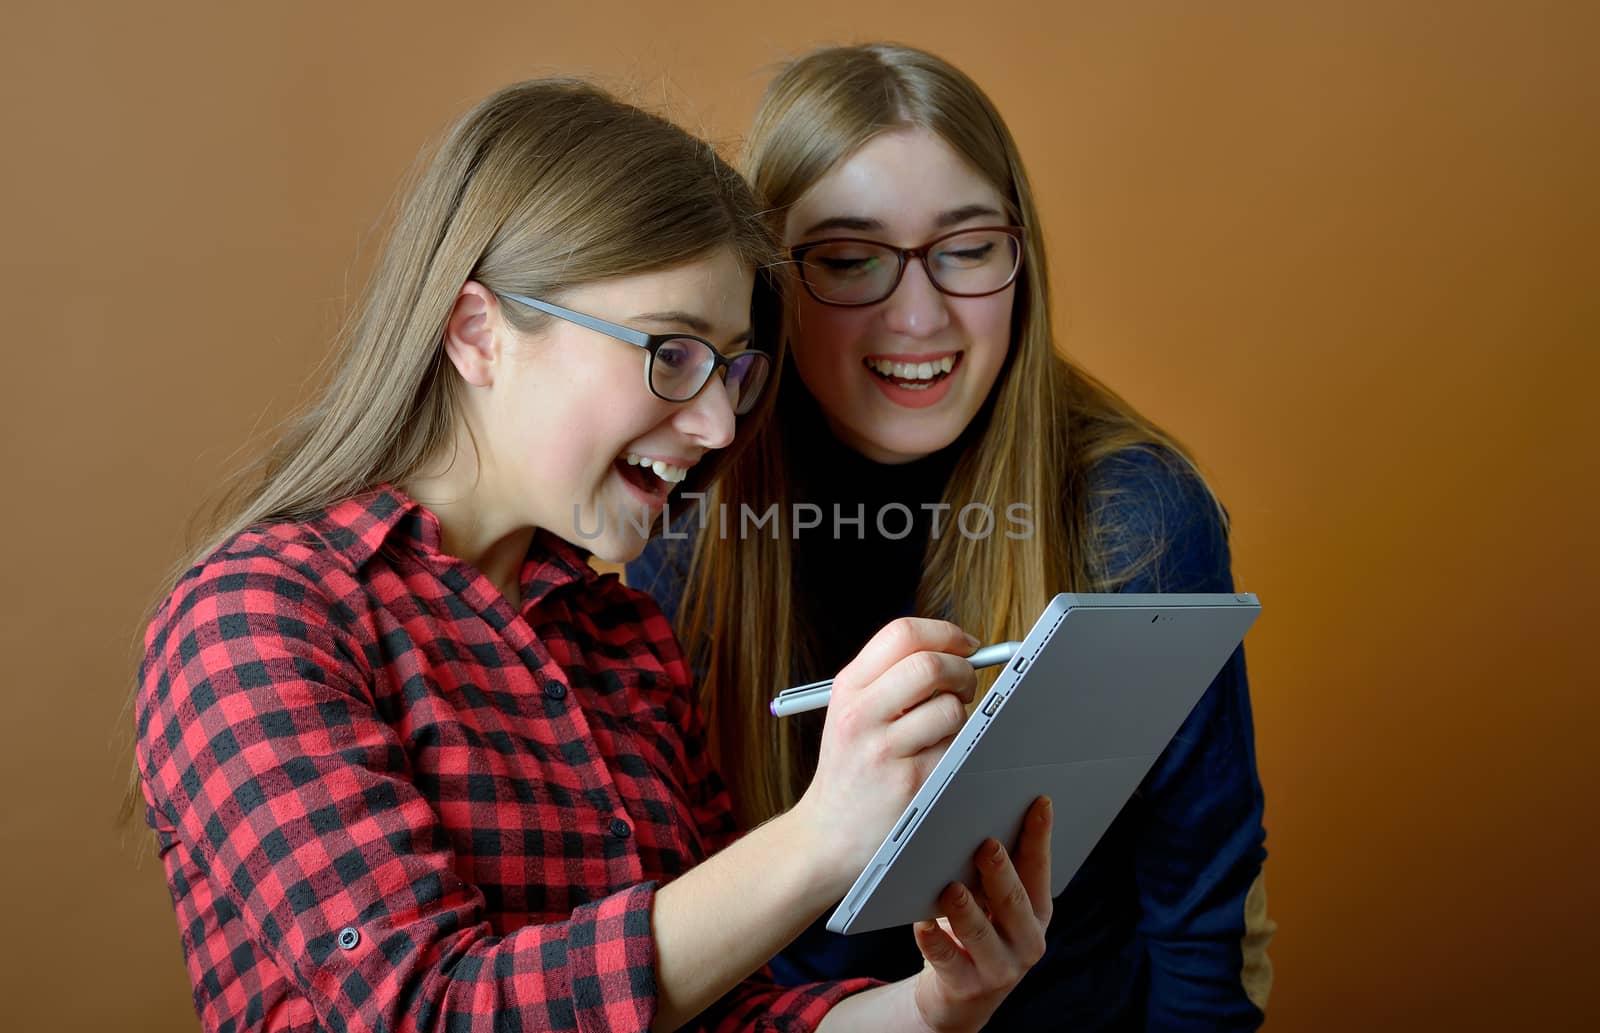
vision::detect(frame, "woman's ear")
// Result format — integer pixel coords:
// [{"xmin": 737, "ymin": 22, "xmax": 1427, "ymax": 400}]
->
[{"xmin": 443, "ymin": 281, "xmax": 502, "ymax": 387}]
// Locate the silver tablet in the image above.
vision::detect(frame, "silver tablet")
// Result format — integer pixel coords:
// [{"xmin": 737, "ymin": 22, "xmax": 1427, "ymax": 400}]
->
[{"xmin": 827, "ymin": 592, "xmax": 1261, "ymax": 935}]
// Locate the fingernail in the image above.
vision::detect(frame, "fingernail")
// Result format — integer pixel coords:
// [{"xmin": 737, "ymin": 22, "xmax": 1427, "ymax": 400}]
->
[
  {"xmin": 949, "ymin": 884, "xmax": 967, "ymax": 906},
  {"xmin": 984, "ymin": 838, "xmax": 1003, "ymax": 864},
  {"xmin": 964, "ymin": 631, "xmax": 981, "ymax": 649},
  {"xmin": 1036, "ymin": 797, "xmax": 1053, "ymax": 823}
]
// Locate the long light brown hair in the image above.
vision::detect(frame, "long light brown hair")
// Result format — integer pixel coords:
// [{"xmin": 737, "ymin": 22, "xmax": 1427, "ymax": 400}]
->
[
  {"xmin": 124, "ymin": 78, "xmax": 780, "ymax": 821},
  {"xmin": 678, "ymin": 44, "xmax": 1221, "ymax": 829}
]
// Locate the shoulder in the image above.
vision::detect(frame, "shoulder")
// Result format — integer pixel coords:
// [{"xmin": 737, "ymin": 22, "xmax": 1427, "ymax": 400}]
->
[
  {"xmin": 144, "ymin": 518, "xmax": 366, "ymax": 676},
  {"xmin": 181, "ymin": 515, "xmax": 356, "ymax": 603},
  {"xmin": 1083, "ymin": 447, "xmax": 1233, "ymax": 593},
  {"xmin": 137, "ymin": 518, "xmax": 377, "ymax": 777}
]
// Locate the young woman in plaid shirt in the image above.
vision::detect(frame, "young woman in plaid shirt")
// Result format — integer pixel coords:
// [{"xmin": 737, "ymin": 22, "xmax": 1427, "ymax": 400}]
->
[{"xmin": 133, "ymin": 79, "xmax": 1054, "ymax": 1033}]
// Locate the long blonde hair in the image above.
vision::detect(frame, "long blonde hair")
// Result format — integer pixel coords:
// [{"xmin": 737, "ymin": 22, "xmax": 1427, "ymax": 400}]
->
[
  {"xmin": 679, "ymin": 44, "xmax": 1220, "ymax": 829},
  {"xmin": 124, "ymin": 78, "xmax": 779, "ymax": 821}
]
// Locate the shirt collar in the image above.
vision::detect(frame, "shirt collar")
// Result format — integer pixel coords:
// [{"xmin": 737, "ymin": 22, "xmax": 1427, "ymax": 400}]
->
[
  {"xmin": 518, "ymin": 527, "xmax": 600, "ymax": 607},
  {"xmin": 314, "ymin": 485, "xmax": 417, "ymax": 567},
  {"xmin": 317, "ymin": 485, "xmax": 600, "ymax": 608}
]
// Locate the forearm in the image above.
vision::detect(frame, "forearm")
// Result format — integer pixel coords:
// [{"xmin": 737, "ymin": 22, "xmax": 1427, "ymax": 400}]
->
[
  {"xmin": 651, "ymin": 807, "xmax": 846, "ymax": 1032},
  {"xmin": 816, "ymin": 978, "xmax": 930, "ymax": 1033}
]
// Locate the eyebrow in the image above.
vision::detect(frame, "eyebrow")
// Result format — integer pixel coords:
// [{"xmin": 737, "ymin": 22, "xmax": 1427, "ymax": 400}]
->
[
  {"xmin": 630, "ymin": 310, "xmax": 753, "ymax": 346},
  {"xmin": 798, "ymin": 203, "xmax": 1006, "ymax": 238}
]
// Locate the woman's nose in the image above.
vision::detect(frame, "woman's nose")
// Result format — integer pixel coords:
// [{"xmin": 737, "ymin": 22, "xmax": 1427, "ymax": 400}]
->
[
  {"xmin": 878, "ymin": 257, "xmax": 951, "ymax": 338},
  {"xmin": 673, "ymin": 373, "xmax": 737, "ymax": 450}
]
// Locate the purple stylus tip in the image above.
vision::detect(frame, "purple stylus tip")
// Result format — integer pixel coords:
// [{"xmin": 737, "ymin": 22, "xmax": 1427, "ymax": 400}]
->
[{"xmin": 769, "ymin": 699, "xmax": 778, "ymax": 716}]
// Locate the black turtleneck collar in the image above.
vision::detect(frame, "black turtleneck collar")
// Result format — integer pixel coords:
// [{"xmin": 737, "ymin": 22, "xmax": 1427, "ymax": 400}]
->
[
  {"xmin": 783, "ymin": 383, "xmax": 967, "ymax": 681},
  {"xmin": 785, "ymin": 381, "xmax": 964, "ymax": 510}
]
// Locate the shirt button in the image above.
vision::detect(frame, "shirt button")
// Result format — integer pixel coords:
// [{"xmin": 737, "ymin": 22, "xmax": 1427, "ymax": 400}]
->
[
  {"xmin": 337, "ymin": 927, "xmax": 360, "ymax": 950},
  {"xmin": 543, "ymin": 681, "xmax": 568, "ymax": 700},
  {"xmin": 609, "ymin": 818, "xmax": 632, "ymax": 840}
]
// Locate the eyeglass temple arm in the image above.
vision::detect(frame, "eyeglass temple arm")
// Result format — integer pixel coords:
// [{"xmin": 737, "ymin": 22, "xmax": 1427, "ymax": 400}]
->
[{"xmin": 496, "ymin": 292, "xmax": 653, "ymax": 350}]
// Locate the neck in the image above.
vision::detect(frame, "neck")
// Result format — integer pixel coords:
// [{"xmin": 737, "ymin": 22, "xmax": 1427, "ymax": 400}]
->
[
  {"xmin": 794, "ymin": 393, "xmax": 964, "ymax": 494},
  {"xmin": 401, "ymin": 426, "xmax": 534, "ymax": 607}
]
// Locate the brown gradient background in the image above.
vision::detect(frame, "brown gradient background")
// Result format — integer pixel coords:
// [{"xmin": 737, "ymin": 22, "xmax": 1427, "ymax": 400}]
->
[{"xmin": 2, "ymin": 2, "xmax": 1594, "ymax": 1030}]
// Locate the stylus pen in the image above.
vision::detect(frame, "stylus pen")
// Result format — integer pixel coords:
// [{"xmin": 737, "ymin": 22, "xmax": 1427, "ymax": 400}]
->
[{"xmin": 770, "ymin": 641, "xmax": 1024, "ymax": 718}]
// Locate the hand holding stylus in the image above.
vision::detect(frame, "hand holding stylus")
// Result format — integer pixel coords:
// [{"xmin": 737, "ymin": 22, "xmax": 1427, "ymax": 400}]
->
[
  {"xmin": 788, "ymin": 618, "xmax": 982, "ymax": 885},
  {"xmin": 771, "ymin": 641, "xmax": 1023, "ymax": 718}
]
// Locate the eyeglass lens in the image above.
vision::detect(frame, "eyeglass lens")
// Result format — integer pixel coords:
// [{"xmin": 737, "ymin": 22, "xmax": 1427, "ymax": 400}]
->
[
  {"xmin": 799, "ymin": 228, "xmax": 1020, "ymax": 305},
  {"xmin": 651, "ymin": 339, "xmax": 771, "ymax": 415}
]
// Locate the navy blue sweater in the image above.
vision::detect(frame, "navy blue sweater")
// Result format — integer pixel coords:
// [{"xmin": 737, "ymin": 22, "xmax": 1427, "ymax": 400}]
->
[{"xmin": 628, "ymin": 432, "xmax": 1270, "ymax": 1031}]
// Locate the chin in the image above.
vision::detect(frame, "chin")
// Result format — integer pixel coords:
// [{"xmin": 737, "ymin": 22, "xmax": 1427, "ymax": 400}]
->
[
  {"xmin": 577, "ymin": 515, "xmax": 660, "ymax": 565},
  {"xmin": 588, "ymin": 535, "xmax": 648, "ymax": 566},
  {"xmin": 860, "ymin": 423, "xmax": 967, "ymax": 463}
]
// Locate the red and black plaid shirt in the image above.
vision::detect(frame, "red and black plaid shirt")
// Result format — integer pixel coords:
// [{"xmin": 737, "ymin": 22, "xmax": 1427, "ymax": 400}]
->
[{"xmin": 137, "ymin": 486, "xmax": 871, "ymax": 1032}]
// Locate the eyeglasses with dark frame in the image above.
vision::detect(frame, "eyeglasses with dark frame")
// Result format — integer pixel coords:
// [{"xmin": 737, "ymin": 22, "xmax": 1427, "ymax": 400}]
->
[
  {"xmin": 788, "ymin": 225, "xmax": 1025, "ymax": 307},
  {"xmin": 495, "ymin": 291, "xmax": 772, "ymax": 416}
]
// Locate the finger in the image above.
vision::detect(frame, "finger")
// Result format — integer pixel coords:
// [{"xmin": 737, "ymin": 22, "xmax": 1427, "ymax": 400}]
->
[
  {"xmin": 974, "ymin": 837, "xmax": 1046, "ymax": 965},
  {"xmin": 913, "ymin": 918, "xmax": 981, "ymax": 1001},
  {"xmin": 937, "ymin": 880, "xmax": 1010, "ymax": 978},
  {"xmin": 913, "ymin": 917, "xmax": 966, "ymax": 967},
  {"xmin": 836, "ymin": 618, "xmax": 979, "ymax": 691},
  {"xmin": 1013, "ymin": 796, "xmax": 1054, "ymax": 925},
  {"xmin": 941, "ymin": 890, "xmax": 993, "ymax": 937},
  {"xmin": 867, "ymin": 650, "xmax": 977, "ymax": 722},
  {"xmin": 885, "ymin": 687, "xmax": 970, "ymax": 758},
  {"xmin": 911, "ymin": 731, "xmax": 960, "ymax": 785}
]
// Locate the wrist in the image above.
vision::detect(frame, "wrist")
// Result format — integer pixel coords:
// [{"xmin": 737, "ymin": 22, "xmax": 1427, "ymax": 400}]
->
[
  {"xmin": 819, "ymin": 975, "xmax": 943, "ymax": 1033},
  {"xmin": 902, "ymin": 971, "xmax": 944, "ymax": 1033},
  {"xmin": 761, "ymin": 803, "xmax": 854, "ymax": 906}
]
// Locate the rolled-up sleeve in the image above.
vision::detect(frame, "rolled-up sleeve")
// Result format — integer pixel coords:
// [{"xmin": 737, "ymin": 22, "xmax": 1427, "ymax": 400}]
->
[
  {"xmin": 137, "ymin": 548, "xmax": 660, "ymax": 1033},
  {"xmin": 644, "ymin": 614, "xmax": 878, "ymax": 1032}
]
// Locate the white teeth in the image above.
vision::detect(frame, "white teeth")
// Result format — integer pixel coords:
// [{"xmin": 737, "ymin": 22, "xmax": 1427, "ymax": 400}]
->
[
  {"xmin": 622, "ymin": 453, "xmax": 689, "ymax": 483},
  {"xmin": 650, "ymin": 460, "xmax": 687, "ymax": 483},
  {"xmin": 864, "ymin": 356, "xmax": 957, "ymax": 381}
]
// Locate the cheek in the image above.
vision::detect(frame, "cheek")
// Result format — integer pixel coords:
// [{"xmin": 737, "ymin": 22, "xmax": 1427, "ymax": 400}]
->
[
  {"xmin": 530, "ymin": 423, "xmax": 595, "ymax": 478},
  {"xmin": 791, "ymin": 301, "xmax": 873, "ymax": 377},
  {"xmin": 492, "ymin": 372, "xmax": 615, "ymax": 485},
  {"xmin": 953, "ymin": 293, "xmax": 1015, "ymax": 367}
]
